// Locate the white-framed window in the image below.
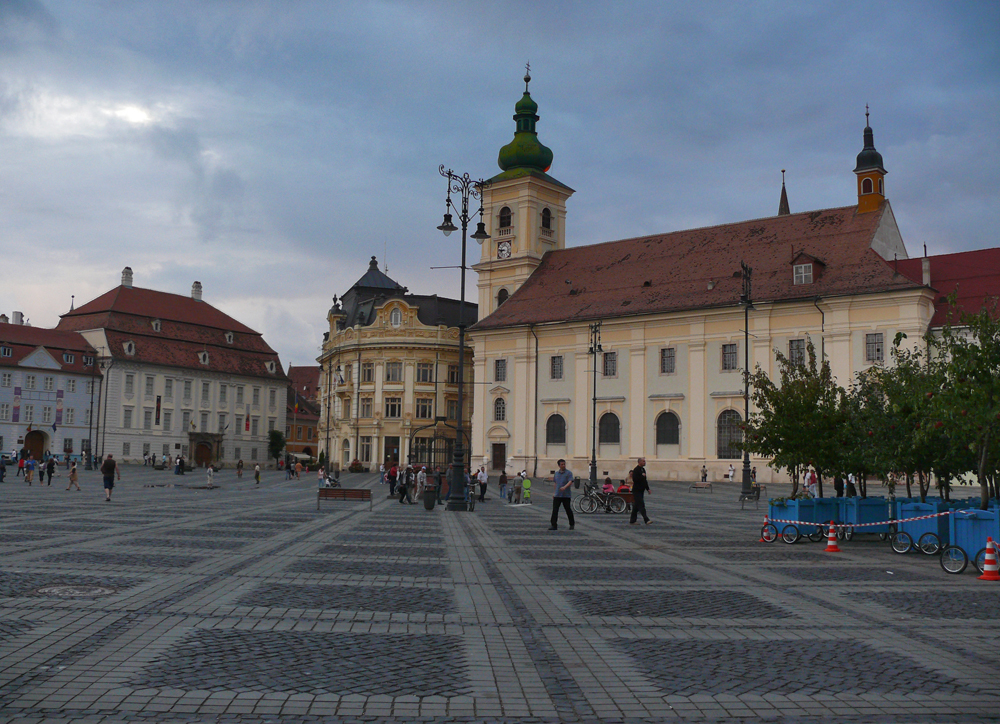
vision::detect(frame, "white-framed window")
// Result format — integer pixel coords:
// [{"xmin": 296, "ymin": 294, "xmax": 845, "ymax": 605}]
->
[
  {"xmin": 296, "ymin": 425, "xmax": 303, "ymax": 439},
  {"xmin": 218, "ymin": 413, "xmax": 226, "ymax": 432},
  {"xmin": 145, "ymin": 376, "xmax": 154, "ymax": 396},
  {"xmin": 24, "ymin": 404, "xmax": 34, "ymax": 421},
  {"xmin": 143, "ymin": 442, "xmax": 150, "ymax": 456},
  {"xmin": 1, "ymin": 373, "xmax": 10, "ymax": 387},
  {"xmin": 251, "ymin": 417, "xmax": 259, "ymax": 436},
  {"xmin": 494, "ymin": 358, "xmax": 507, "ymax": 382},
  {"xmin": 789, "ymin": 339, "xmax": 806, "ymax": 366},
  {"xmin": 866, "ymin": 333, "xmax": 884, "ymax": 363},
  {"xmin": 269, "ymin": 389, "xmax": 276, "ymax": 406},
  {"xmin": 123, "ymin": 442, "xmax": 130, "ymax": 457},
  {"xmin": 162, "ymin": 411, "xmax": 172, "ymax": 431},
  {"xmin": 252, "ymin": 387, "xmax": 260, "ymax": 405},
  {"xmin": 144, "ymin": 410, "xmax": 153, "ymax": 430},
  {"xmin": 67, "ymin": 379, "xmax": 76, "ymax": 393},
  {"xmin": 361, "ymin": 362, "xmax": 374, "ymax": 382},
  {"xmin": 198, "ymin": 351, "xmax": 209, "ymax": 365},
  {"xmin": 268, "ymin": 418, "xmax": 275, "ymax": 432},
  {"xmin": 447, "ymin": 365, "xmax": 459, "ymax": 384},
  {"xmin": 494, "ymin": 398, "xmax": 506, "ymax": 422},
  {"xmin": 343, "ymin": 398, "xmax": 350, "ymax": 418},
  {"xmin": 793, "ymin": 263, "xmax": 813, "ymax": 285},
  {"xmin": 550, "ymin": 355, "xmax": 563, "ymax": 380},
  {"xmin": 660, "ymin": 347, "xmax": 676, "ymax": 374},
  {"xmin": 123, "ymin": 341, "xmax": 135, "ymax": 355},
  {"xmin": 83, "ymin": 355, "xmax": 94, "ymax": 366},
  {"xmin": 722, "ymin": 343, "xmax": 738, "ymax": 371},
  {"xmin": 200, "ymin": 412, "xmax": 209, "ymax": 431},
  {"xmin": 182, "ymin": 411, "xmax": 191, "ymax": 430},
  {"xmin": 86, "ymin": 380, "xmax": 94, "ymax": 395},
  {"xmin": 164, "ymin": 379, "xmax": 173, "ymax": 398},
  {"xmin": 151, "ymin": 319, "xmax": 161, "ymax": 332},
  {"xmin": 219, "ymin": 384, "xmax": 227, "ymax": 403},
  {"xmin": 202, "ymin": 381, "xmax": 210, "ymax": 400},
  {"xmin": 43, "ymin": 376, "xmax": 54, "ymax": 391},
  {"xmin": 250, "ymin": 448, "xmax": 258, "ymax": 461},
  {"xmin": 862, "ymin": 177, "xmax": 873, "ymax": 194},
  {"xmin": 415, "ymin": 398, "xmax": 433, "ymax": 419},
  {"xmin": 390, "ymin": 308, "xmax": 402, "ymax": 327},
  {"xmin": 385, "ymin": 361, "xmax": 403, "ymax": 382},
  {"xmin": 602, "ymin": 351, "xmax": 617, "ymax": 377},
  {"xmin": 63, "ymin": 352, "xmax": 75, "ymax": 364},
  {"xmin": 65, "ymin": 408, "xmax": 75, "ymax": 424},
  {"xmin": 83, "ymin": 409, "xmax": 91, "ymax": 425},
  {"xmin": 25, "ymin": 374, "xmax": 36, "ymax": 390},
  {"xmin": 236, "ymin": 386, "xmax": 244, "ymax": 404},
  {"xmin": 416, "ymin": 363, "xmax": 434, "ymax": 383},
  {"xmin": 356, "ymin": 397, "xmax": 370, "ymax": 418},
  {"xmin": 360, "ymin": 436, "xmax": 372, "ymax": 463},
  {"xmin": 124, "ymin": 374, "xmax": 134, "ymax": 395},
  {"xmin": 236, "ymin": 415, "xmax": 243, "ymax": 435},
  {"xmin": 447, "ymin": 399, "xmax": 459, "ymax": 419},
  {"xmin": 42, "ymin": 406, "xmax": 52, "ymax": 423},
  {"xmin": 225, "ymin": 331, "xmax": 234, "ymax": 343},
  {"xmin": 0, "ymin": 346, "xmax": 11, "ymax": 357},
  {"xmin": 0, "ymin": 403, "xmax": 9, "ymax": 421},
  {"xmin": 123, "ymin": 408, "xmax": 133, "ymax": 428},
  {"xmin": 183, "ymin": 380, "xmax": 192, "ymax": 400},
  {"xmin": 385, "ymin": 397, "xmax": 402, "ymax": 418}
]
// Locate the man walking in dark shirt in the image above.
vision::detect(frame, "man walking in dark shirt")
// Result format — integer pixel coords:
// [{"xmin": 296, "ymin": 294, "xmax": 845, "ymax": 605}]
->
[
  {"xmin": 629, "ymin": 457, "xmax": 651, "ymax": 525},
  {"xmin": 548, "ymin": 459, "xmax": 575, "ymax": 531}
]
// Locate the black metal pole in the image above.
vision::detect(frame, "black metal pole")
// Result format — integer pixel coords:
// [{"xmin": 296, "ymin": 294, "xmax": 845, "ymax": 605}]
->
[
  {"xmin": 85, "ymin": 361, "xmax": 96, "ymax": 470},
  {"xmin": 740, "ymin": 262, "xmax": 753, "ymax": 498},
  {"xmin": 589, "ymin": 321, "xmax": 601, "ymax": 483}
]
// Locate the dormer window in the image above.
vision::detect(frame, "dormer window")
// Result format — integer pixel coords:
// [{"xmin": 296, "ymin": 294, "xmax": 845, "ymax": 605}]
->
[
  {"xmin": 390, "ymin": 308, "xmax": 402, "ymax": 328},
  {"xmin": 83, "ymin": 355, "xmax": 94, "ymax": 366},
  {"xmin": 793, "ymin": 263, "xmax": 813, "ymax": 285},
  {"xmin": 151, "ymin": 319, "xmax": 161, "ymax": 332},
  {"xmin": 198, "ymin": 351, "xmax": 209, "ymax": 365},
  {"xmin": 265, "ymin": 360, "xmax": 276, "ymax": 374},
  {"xmin": 1, "ymin": 346, "xmax": 12, "ymax": 358},
  {"xmin": 63, "ymin": 353, "xmax": 75, "ymax": 364},
  {"xmin": 225, "ymin": 331, "xmax": 234, "ymax": 344},
  {"xmin": 123, "ymin": 341, "xmax": 136, "ymax": 356}
]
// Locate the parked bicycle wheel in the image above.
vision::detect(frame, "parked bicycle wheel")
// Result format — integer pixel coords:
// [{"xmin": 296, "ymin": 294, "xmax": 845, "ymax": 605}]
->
[
  {"xmin": 917, "ymin": 532, "xmax": 941, "ymax": 555},
  {"xmin": 781, "ymin": 525, "xmax": 800, "ymax": 544},
  {"xmin": 890, "ymin": 531, "xmax": 913, "ymax": 554},
  {"xmin": 609, "ymin": 495, "xmax": 627, "ymax": 513},
  {"xmin": 974, "ymin": 547, "xmax": 989, "ymax": 574},
  {"xmin": 572, "ymin": 494, "xmax": 586, "ymax": 512},
  {"xmin": 808, "ymin": 525, "xmax": 826, "ymax": 543},
  {"xmin": 844, "ymin": 526, "xmax": 854, "ymax": 541},
  {"xmin": 580, "ymin": 496, "xmax": 598, "ymax": 514},
  {"xmin": 761, "ymin": 523, "xmax": 778, "ymax": 543},
  {"xmin": 940, "ymin": 545, "xmax": 968, "ymax": 574}
]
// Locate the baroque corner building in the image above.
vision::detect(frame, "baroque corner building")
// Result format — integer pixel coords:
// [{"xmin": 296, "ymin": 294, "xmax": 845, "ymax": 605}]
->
[
  {"xmin": 317, "ymin": 257, "xmax": 476, "ymax": 471},
  {"xmin": 469, "ymin": 82, "xmax": 939, "ymax": 483}
]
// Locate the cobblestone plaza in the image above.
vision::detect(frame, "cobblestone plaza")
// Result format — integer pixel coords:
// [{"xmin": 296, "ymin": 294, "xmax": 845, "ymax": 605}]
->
[{"xmin": 0, "ymin": 467, "xmax": 998, "ymax": 723}]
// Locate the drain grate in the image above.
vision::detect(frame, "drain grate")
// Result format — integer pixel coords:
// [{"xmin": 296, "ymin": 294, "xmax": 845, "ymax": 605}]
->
[{"xmin": 35, "ymin": 584, "xmax": 117, "ymax": 597}]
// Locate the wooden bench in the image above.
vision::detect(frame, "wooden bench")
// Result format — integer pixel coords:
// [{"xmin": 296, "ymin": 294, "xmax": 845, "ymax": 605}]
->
[
  {"xmin": 689, "ymin": 482, "xmax": 713, "ymax": 493},
  {"xmin": 616, "ymin": 491, "xmax": 635, "ymax": 507},
  {"xmin": 317, "ymin": 487, "xmax": 372, "ymax": 511}
]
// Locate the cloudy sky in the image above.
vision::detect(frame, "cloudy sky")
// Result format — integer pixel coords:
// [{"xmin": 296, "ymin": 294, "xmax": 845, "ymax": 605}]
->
[{"xmin": 2, "ymin": 1, "xmax": 997, "ymax": 367}]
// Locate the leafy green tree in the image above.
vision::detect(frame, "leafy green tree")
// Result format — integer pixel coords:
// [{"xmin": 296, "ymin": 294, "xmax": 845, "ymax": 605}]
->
[{"xmin": 268, "ymin": 429, "xmax": 287, "ymax": 468}]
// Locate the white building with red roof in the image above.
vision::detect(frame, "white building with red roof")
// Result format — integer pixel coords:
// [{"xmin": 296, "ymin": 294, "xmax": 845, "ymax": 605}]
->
[
  {"xmin": 0, "ymin": 315, "xmax": 101, "ymax": 463},
  {"xmin": 56, "ymin": 268, "xmax": 287, "ymax": 467}
]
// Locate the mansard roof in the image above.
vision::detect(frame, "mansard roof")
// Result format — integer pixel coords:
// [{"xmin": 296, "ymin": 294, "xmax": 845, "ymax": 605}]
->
[{"xmin": 0, "ymin": 323, "xmax": 99, "ymax": 375}]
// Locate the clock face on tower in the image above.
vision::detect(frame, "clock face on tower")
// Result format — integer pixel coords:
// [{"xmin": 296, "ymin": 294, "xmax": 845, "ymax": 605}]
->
[{"xmin": 497, "ymin": 241, "xmax": 512, "ymax": 259}]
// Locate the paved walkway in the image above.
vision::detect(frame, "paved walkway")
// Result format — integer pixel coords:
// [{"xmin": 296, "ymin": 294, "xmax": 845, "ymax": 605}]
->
[{"xmin": 0, "ymin": 465, "xmax": 997, "ymax": 723}]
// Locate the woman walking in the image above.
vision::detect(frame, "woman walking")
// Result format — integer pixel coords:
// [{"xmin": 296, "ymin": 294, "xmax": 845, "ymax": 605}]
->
[{"xmin": 65, "ymin": 461, "xmax": 81, "ymax": 491}]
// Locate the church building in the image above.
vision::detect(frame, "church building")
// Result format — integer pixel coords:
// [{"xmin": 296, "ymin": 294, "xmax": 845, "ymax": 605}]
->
[{"xmin": 469, "ymin": 77, "xmax": 936, "ymax": 483}]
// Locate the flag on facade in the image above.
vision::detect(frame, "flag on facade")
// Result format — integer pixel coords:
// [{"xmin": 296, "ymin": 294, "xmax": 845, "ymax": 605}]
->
[
  {"xmin": 294, "ymin": 390, "xmax": 299, "ymax": 413},
  {"xmin": 337, "ymin": 372, "xmax": 345, "ymax": 385},
  {"xmin": 245, "ymin": 416, "xmax": 250, "ymax": 432},
  {"xmin": 26, "ymin": 423, "xmax": 33, "ymax": 432},
  {"xmin": 51, "ymin": 423, "xmax": 57, "ymax": 432}
]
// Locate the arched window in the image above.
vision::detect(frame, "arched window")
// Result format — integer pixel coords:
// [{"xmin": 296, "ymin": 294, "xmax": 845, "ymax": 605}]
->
[
  {"xmin": 598, "ymin": 412, "xmax": 620, "ymax": 444},
  {"xmin": 499, "ymin": 206, "xmax": 512, "ymax": 229},
  {"xmin": 390, "ymin": 308, "xmax": 402, "ymax": 327},
  {"xmin": 546, "ymin": 414, "xmax": 566, "ymax": 444},
  {"xmin": 861, "ymin": 177, "xmax": 873, "ymax": 194},
  {"xmin": 494, "ymin": 398, "xmax": 506, "ymax": 422},
  {"xmin": 717, "ymin": 409, "xmax": 743, "ymax": 459},
  {"xmin": 541, "ymin": 208, "xmax": 552, "ymax": 229},
  {"xmin": 878, "ymin": 178, "xmax": 884, "ymax": 195},
  {"xmin": 497, "ymin": 288, "xmax": 509, "ymax": 306},
  {"xmin": 656, "ymin": 411, "xmax": 680, "ymax": 445}
]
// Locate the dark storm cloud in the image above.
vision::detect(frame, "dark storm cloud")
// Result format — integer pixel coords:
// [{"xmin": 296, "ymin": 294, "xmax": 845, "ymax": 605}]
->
[{"xmin": 0, "ymin": 1, "xmax": 997, "ymax": 366}]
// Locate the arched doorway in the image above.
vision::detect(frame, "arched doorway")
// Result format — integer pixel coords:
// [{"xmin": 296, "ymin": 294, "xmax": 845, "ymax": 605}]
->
[
  {"xmin": 24, "ymin": 430, "xmax": 48, "ymax": 461},
  {"xmin": 194, "ymin": 442, "xmax": 213, "ymax": 468}
]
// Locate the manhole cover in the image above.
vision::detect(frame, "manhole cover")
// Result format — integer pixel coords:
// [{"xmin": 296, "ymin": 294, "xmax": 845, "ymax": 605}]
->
[{"xmin": 36, "ymin": 585, "xmax": 117, "ymax": 597}]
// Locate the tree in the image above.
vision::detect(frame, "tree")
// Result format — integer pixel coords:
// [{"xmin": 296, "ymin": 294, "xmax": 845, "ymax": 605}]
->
[{"xmin": 268, "ymin": 429, "xmax": 287, "ymax": 468}]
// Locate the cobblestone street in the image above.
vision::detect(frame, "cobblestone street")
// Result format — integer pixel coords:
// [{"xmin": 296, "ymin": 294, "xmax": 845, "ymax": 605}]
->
[{"xmin": 1, "ymin": 466, "xmax": 998, "ymax": 723}]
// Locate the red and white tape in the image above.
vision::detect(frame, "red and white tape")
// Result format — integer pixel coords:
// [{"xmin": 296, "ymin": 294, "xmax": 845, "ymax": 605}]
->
[{"xmin": 763, "ymin": 509, "xmax": 971, "ymax": 529}]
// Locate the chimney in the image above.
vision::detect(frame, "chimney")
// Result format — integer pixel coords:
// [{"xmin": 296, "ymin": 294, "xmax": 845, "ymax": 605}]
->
[
  {"xmin": 0, "ymin": 314, "xmax": 8, "ymax": 324},
  {"xmin": 922, "ymin": 257, "xmax": 931, "ymax": 286},
  {"xmin": 122, "ymin": 267, "xmax": 133, "ymax": 288},
  {"xmin": 12, "ymin": 311, "xmax": 23, "ymax": 325},
  {"xmin": 191, "ymin": 281, "xmax": 203, "ymax": 301}
]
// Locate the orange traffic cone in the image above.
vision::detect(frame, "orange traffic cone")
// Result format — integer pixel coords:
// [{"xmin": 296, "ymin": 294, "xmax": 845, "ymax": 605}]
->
[
  {"xmin": 978, "ymin": 537, "xmax": 1000, "ymax": 581},
  {"xmin": 823, "ymin": 522, "xmax": 841, "ymax": 553},
  {"xmin": 759, "ymin": 516, "xmax": 769, "ymax": 543}
]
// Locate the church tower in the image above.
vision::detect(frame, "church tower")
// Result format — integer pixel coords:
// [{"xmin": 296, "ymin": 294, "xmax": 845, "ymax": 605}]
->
[
  {"xmin": 854, "ymin": 107, "xmax": 887, "ymax": 214},
  {"xmin": 474, "ymin": 70, "xmax": 574, "ymax": 317}
]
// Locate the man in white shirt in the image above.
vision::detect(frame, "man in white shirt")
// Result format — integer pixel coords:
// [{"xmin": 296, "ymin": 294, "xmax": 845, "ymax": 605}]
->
[
  {"xmin": 477, "ymin": 467, "xmax": 488, "ymax": 502},
  {"xmin": 416, "ymin": 466, "xmax": 427, "ymax": 499}
]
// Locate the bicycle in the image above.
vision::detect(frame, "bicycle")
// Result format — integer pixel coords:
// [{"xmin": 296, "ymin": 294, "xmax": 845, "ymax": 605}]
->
[{"xmin": 574, "ymin": 482, "xmax": 626, "ymax": 514}]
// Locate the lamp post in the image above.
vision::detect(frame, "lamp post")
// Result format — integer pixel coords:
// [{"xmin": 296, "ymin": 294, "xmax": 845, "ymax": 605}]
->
[
  {"xmin": 588, "ymin": 321, "xmax": 603, "ymax": 483},
  {"xmin": 739, "ymin": 261, "xmax": 755, "ymax": 500},
  {"xmin": 436, "ymin": 166, "xmax": 491, "ymax": 511}
]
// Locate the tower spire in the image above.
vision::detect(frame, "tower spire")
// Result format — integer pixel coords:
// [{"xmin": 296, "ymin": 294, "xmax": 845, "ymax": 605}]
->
[
  {"xmin": 777, "ymin": 170, "xmax": 790, "ymax": 216},
  {"xmin": 854, "ymin": 106, "xmax": 887, "ymax": 213}
]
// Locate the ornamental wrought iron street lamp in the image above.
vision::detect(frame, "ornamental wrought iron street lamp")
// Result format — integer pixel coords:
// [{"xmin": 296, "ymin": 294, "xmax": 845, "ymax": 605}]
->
[
  {"xmin": 436, "ymin": 166, "xmax": 490, "ymax": 511},
  {"xmin": 588, "ymin": 321, "xmax": 603, "ymax": 483},
  {"xmin": 739, "ymin": 261, "xmax": 755, "ymax": 501}
]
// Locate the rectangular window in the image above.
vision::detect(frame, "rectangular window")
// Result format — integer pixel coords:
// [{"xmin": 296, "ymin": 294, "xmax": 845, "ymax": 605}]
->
[
  {"xmin": 202, "ymin": 381, "xmax": 210, "ymax": 400},
  {"xmin": 343, "ymin": 365, "xmax": 353, "ymax": 383},
  {"xmin": 0, "ymin": 346, "xmax": 11, "ymax": 357},
  {"xmin": 447, "ymin": 364, "xmax": 459, "ymax": 384},
  {"xmin": 550, "ymin": 355, "xmax": 563, "ymax": 380},
  {"xmin": 67, "ymin": 379, "xmax": 76, "ymax": 393},
  {"xmin": 793, "ymin": 263, "xmax": 813, "ymax": 285},
  {"xmin": 236, "ymin": 386, "xmax": 244, "ymax": 404},
  {"xmin": 0, "ymin": 403, "xmax": 9, "ymax": 421},
  {"xmin": 602, "ymin": 351, "xmax": 617, "ymax": 377},
  {"xmin": 494, "ymin": 358, "xmax": 507, "ymax": 382},
  {"xmin": 83, "ymin": 355, "xmax": 94, "ymax": 366},
  {"xmin": 234, "ymin": 446, "xmax": 242, "ymax": 460},
  {"xmin": 83, "ymin": 409, "xmax": 91, "ymax": 425},
  {"xmin": 385, "ymin": 361, "xmax": 403, "ymax": 382},
  {"xmin": 285, "ymin": 425, "xmax": 290, "ymax": 436},
  {"xmin": 145, "ymin": 377, "xmax": 155, "ymax": 396},
  {"xmin": 360, "ymin": 436, "xmax": 372, "ymax": 463},
  {"xmin": 343, "ymin": 398, "xmax": 350, "ymax": 418},
  {"xmin": 251, "ymin": 418, "xmax": 259, "ymax": 436},
  {"xmin": 182, "ymin": 411, "xmax": 191, "ymax": 431},
  {"xmin": 660, "ymin": 347, "xmax": 676, "ymax": 374},
  {"xmin": 86, "ymin": 380, "xmax": 94, "ymax": 395},
  {"xmin": 297, "ymin": 426, "xmax": 303, "ymax": 438},
  {"xmin": 722, "ymin": 343, "xmax": 738, "ymax": 371},
  {"xmin": 42, "ymin": 406, "xmax": 52, "ymax": 423},
  {"xmin": 142, "ymin": 443, "xmax": 150, "ymax": 456},
  {"xmin": 866, "ymin": 333, "xmax": 884, "ymax": 363},
  {"xmin": 268, "ymin": 418, "xmax": 275, "ymax": 432},
  {"xmin": 163, "ymin": 411, "xmax": 172, "ymax": 431},
  {"xmin": 252, "ymin": 387, "xmax": 260, "ymax": 405},
  {"xmin": 43, "ymin": 376, "xmax": 54, "ymax": 391},
  {"xmin": 361, "ymin": 362, "xmax": 374, "ymax": 383},
  {"xmin": 307, "ymin": 427, "xmax": 313, "ymax": 440},
  {"xmin": 200, "ymin": 412, "xmax": 209, "ymax": 431},
  {"xmin": 385, "ymin": 397, "xmax": 402, "ymax": 418},
  {"xmin": 251, "ymin": 447, "xmax": 258, "ymax": 461},
  {"xmin": 269, "ymin": 389, "xmax": 276, "ymax": 406},
  {"xmin": 183, "ymin": 380, "xmax": 192, "ymax": 399},
  {"xmin": 416, "ymin": 362, "xmax": 434, "ymax": 383},
  {"xmin": 123, "ymin": 409, "xmax": 133, "ymax": 428},
  {"xmin": 144, "ymin": 410, "xmax": 153, "ymax": 430},
  {"xmin": 24, "ymin": 404, "xmax": 34, "ymax": 422},
  {"xmin": 447, "ymin": 399, "xmax": 459, "ymax": 420},
  {"xmin": 237, "ymin": 416, "xmax": 245, "ymax": 435},
  {"xmin": 219, "ymin": 384, "xmax": 227, "ymax": 403},
  {"xmin": 361, "ymin": 397, "xmax": 373, "ymax": 418},
  {"xmin": 25, "ymin": 374, "xmax": 36, "ymax": 390},
  {"xmin": 1, "ymin": 372, "xmax": 10, "ymax": 387},
  {"xmin": 162, "ymin": 443, "xmax": 170, "ymax": 456},
  {"xmin": 123, "ymin": 442, "xmax": 130, "ymax": 457},
  {"xmin": 415, "ymin": 398, "xmax": 433, "ymax": 419},
  {"xmin": 789, "ymin": 339, "xmax": 806, "ymax": 366},
  {"xmin": 63, "ymin": 352, "xmax": 75, "ymax": 364},
  {"xmin": 218, "ymin": 413, "xmax": 226, "ymax": 432},
  {"xmin": 65, "ymin": 408, "xmax": 75, "ymax": 425},
  {"xmin": 64, "ymin": 438, "xmax": 74, "ymax": 453},
  {"xmin": 124, "ymin": 374, "xmax": 134, "ymax": 395},
  {"xmin": 164, "ymin": 379, "xmax": 173, "ymax": 398}
]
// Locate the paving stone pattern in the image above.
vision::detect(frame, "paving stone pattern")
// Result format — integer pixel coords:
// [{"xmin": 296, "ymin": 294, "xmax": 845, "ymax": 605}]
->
[{"xmin": 0, "ymin": 466, "xmax": 998, "ymax": 723}]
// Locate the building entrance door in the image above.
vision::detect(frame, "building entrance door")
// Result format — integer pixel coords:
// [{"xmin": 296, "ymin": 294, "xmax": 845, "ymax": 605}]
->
[
  {"xmin": 491, "ymin": 443, "xmax": 506, "ymax": 472},
  {"xmin": 194, "ymin": 442, "xmax": 213, "ymax": 468},
  {"xmin": 384, "ymin": 436, "xmax": 400, "ymax": 466},
  {"xmin": 24, "ymin": 430, "xmax": 47, "ymax": 461}
]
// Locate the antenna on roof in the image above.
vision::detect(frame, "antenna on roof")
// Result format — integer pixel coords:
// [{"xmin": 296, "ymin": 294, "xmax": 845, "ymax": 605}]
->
[
  {"xmin": 383, "ymin": 241, "xmax": 387, "ymax": 275},
  {"xmin": 923, "ymin": 243, "xmax": 927, "ymax": 258},
  {"xmin": 70, "ymin": 295, "xmax": 75, "ymax": 311}
]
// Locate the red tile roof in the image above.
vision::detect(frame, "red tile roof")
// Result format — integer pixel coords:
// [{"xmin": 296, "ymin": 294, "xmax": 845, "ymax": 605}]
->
[
  {"xmin": 288, "ymin": 365, "xmax": 321, "ymax": 401},
  {"xmin": 896, "ymin": 248, "xmax": 1000, "ymax": 327},
  {"xmin": 473, "ymin": 203, "xmax": 924, "ymax": 330},
  {"xmin": 0, "ymin": 323, "xmax": 100, "ymax": 375}
]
